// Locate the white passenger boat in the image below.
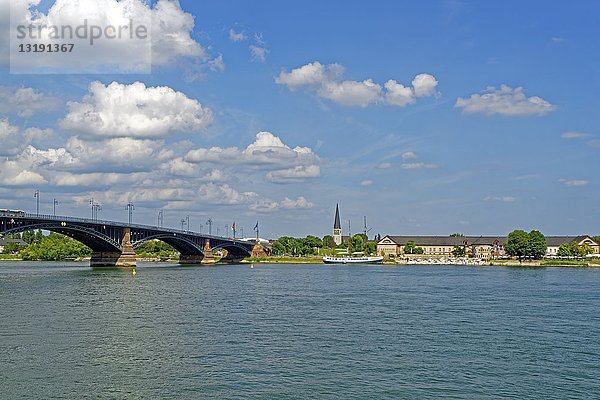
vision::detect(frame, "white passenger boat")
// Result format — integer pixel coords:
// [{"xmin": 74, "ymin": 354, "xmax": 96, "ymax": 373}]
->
[{"xmin": 322, "ymin": 254, "xmax": 383, "ymax": 264}]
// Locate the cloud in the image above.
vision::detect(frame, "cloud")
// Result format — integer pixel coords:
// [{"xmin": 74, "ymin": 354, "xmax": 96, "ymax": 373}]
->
[
  {"xmin": 266, "ymin": 165, "xmax": 321, "ymax": 183},
  {"xmin": 0, "ymin": 87, "xmax": 60, "ymax": 117},
  {"xmin": 360, "ymin": 180, "xmax": 373, "ymax": 186},
  {"xmin": 7, "ymin": 0, "xmax": 207, "ymax": 73},
  {"xmin": 377, "ymin": 162, "xmax": 392, "ymax": 169},
  {"xmin": 65, "ymin": 136, "xmax": 173, "ymax": 168},
  {"xmin": 60, "ymin": 81, "xmax": 213, "ymax": 138},
  {"xmin": 456, "ymin": 85, "xmax": 556, "ymax": 116},
  {"xmin": 400, "ymin": 162, "xmax": 438, "ymax": 170},
  {"xmin": 229, "ymin": 29, "xmax": 246, "ymax": 42},
  {"xmin": 561, "ymin": 131, "xmax": 592, "ymax": 140},
  {"xmin": 185, "ymin": 131, "xmax": 320, "ymax": 183},
  {"xmin": 275, "ymin": 61, "xmax": 438, "ymax": 107},
  {"xmin": 559, "ymin": 179, "xmax": 589, "ymax": 187},
  {"xmin": 249, "ymin": 45, "xmax": 269, "ymax": 62},
  {"xmin": 484, "ymin": 196, "xmax": 516, "ymax": 202},
  {"xmin": 250, "ymin": 196, "xmax": 314, "ymax": 212},
  {"xmin": 0, "ymin": 118, "xmax": 54, "ymax": 156},
  {"xmin": 280, "ymin": 196, "xmax": 313, "ymax": 209},
  {"xmin": 401, "ymin": 151, "xmax": 418, "ymax": 160}
]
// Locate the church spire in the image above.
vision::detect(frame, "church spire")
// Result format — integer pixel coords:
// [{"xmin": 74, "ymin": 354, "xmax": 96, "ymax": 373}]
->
[{"xmin": 334, "ymin": 203, "xmax": 341, "ymax": 229}]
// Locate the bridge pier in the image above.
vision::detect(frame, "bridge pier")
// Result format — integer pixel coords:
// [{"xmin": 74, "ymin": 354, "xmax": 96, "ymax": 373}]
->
[
  {"xmin": 201, "ymin": 239, "xmax": 215, "ymax": 265},
  {"xmin": 90, "ymin": 228, "xmax": 137, "ymax": 267}
]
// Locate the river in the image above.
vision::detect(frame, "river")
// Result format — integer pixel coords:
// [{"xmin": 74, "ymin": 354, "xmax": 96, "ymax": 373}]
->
[{"xmin": 1, "ymin": 261, "xmax": 598, "ymax": 399}]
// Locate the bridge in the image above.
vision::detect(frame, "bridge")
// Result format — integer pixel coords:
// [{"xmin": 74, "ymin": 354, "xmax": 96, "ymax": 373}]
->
[{"xmin": 0, "ymin": 212, "xmax": 257, "ymax": 267}]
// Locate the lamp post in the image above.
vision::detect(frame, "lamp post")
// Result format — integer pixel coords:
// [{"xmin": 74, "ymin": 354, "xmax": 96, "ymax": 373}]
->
[
  {"xmin": 186, "ymin": 215, "xmax": 190, "ymax": 232},
  {"xmin": 126, "ymin": 202, "xmax": 135, "ymax": 225},
  {"xmin": 180, "ymin": 219, "xmax": 186, "ymax": 231},
  {"xmin": 53, "ymin": 199, "xmax": 59, "ymax": 217},
  {"xmin": 34, "ymin": 190, "xmax": 40, "ymax": 215},
  {"xmin": 206, "ymin": 218, "xmax": 212, "ymax": 235},
  {"xmin": 157, "ymin": 210, "xmax": 163, "ymax": 228}
]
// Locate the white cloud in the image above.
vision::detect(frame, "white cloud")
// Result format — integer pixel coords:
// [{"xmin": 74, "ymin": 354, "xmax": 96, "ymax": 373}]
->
[
  {"xmin": 276, "ymin": 61, "xmax": 438, "ymax": 107},
  {"xmin": 401, "ymin": 151, "xmax": 418, "ymax": 160},
  {"xmin": 412, "ymin": 73, "xmax": 439, "ymax": 97},
  {"xmin": 266, "ymin": 165, "xmax": 321, "ymax": 183},
  {"xmin": 229, "ymin": 29, "xmax": 246, "ymax": 42},
  {"xmin": 0, "ymin": 86, "xmax": 60, "ymax": 117},
  {"xmin": 484, "ymin": 196, "xmax": 516, "ymax": 202},
  {"xmin": 65, "ymin": 136, "xmax": 172, "ymax": 168},
  {"xmin": 319, "ymin": 79, "xmax": 382, "ymax": 107},
  {"xmin": 400, "ymin": 162, "xmax": 438, "ymax": 170},
  {"xmin": 360, "ymin": 180, "xmax": 373, "ymax": 186},
  {"xmin": 560, "ymin": 131, "xmax": 591, "ymax": 140},
  {"xmin": 186, "ymin": 131, "xmax": 320, "ymax": 183},
  {"xmin": 559, "ymin": 179, "xmax": 589, "ymax": 187},
  {"xmin": 280, "ymin": 196, "xmax": 313, "ymax": 209},
  {"xmin": 456, "ymin": 85, "xmax": 556, "ymax": 116},
  {"xmin": 249, "ymin": 45, "xmax": 269, "ymax": 62},
  {"xmin": 0, "ymin": 118, "xmax": 54, "ymax": 156},
  {"xmin": 60, "ymin": 81, "xmax": 213, "ymax": 138},
  {"xmin": 7, "ymin": 0, "xmax": 207, "ymax": 73},
  {"xmin": 377, "ymin": 162, "xmax": 392, "ymax": 169}
]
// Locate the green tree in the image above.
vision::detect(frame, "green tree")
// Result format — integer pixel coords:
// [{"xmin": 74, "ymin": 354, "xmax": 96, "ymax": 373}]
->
[
  {"xmin": 593, "ymin": 236, "xmax": 600, "ymax": 246},
  {"xmin": 528, "ymin": 230, "xmax": 547, "ymax": 260},
  {"xmin": 505, "ymin": 230, "xmax": 530, "ymax": 261},
  {"xmin": 449, "ymin": 233, "xmax": 464, "ymax": 237},
  {"xmin": 403, "ymin": 240, "xmax": 424, "ymax": 254},
  {"xmin": 20, "ymin": 233, "xmax": 92, "ymax": 261},
  {"xmin": 452, "ymin": 245, "xmax": 466, "ymax": 257},
  {"xmin": 557, "ymin": 243, "xmax": 572, "ymax": 257},
  {"xmin": 271, "ymin": 241, "xmax": 286, "ymax": 256},
  {"xmin": 366, "ymin": 242, "xmax": 377, "ymax": 255},
  {"xmin": 322, "ymin": 235, "xmax": 335, "ymax": 248},
  {"xmin": 351, "ymin": 234, "xmax": 365, "ymax": 253}
]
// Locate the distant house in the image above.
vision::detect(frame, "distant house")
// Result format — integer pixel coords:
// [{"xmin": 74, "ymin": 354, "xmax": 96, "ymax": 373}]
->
[
  {"xmin": 0, "ymin": 237, "xmax": 27, "ymax": 253},
  {"xmin": 545, "ymin": 235, "xmax": 599, "ymax": 256},
  {"xmin": 377, "ymin": 235, "xmax": 600, "ymax": 259},
  {"xmin": 377, "ymin": 236, "xmax": 506, "ymax": 259}
]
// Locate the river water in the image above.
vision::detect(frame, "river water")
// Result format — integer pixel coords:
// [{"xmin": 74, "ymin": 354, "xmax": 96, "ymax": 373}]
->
[{"xmin": 0, "ymin": 262, "xmax": 598, "ymax": 399}]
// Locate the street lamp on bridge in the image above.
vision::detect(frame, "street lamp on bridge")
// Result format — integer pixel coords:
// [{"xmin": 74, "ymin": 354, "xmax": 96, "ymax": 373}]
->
[
  {"xmin": 180, "ymin": 219, "xmax": 186, "ymax": 231},
  {"xmin": 206, "ymin": 218, "xmax": 212, "ymax": 235},
  {"xmin": 53, "ymin": 199, "xmax": 59, "ymax": 217},
  {"xmin": 126, "ymin": 202, "xmax": 135, "ymax": 225},
  {"xmin": 34, "ymin": 190, "xmax": 39, "ymax": 215},
  {"xmin": 157, "ymin": 210, "xmax": 163, "ymax": 228}
]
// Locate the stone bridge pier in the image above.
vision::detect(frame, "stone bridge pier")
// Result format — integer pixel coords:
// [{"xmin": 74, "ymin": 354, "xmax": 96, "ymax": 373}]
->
[{"xmin": 90, "ymin": 228, "xmax": 137, "ymax": 268}]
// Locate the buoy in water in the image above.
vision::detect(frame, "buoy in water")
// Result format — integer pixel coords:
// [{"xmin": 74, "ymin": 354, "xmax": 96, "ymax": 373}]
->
[
  {"xmin": 250, "ymin": 264, "xmax": 254, "ymax": 269},
  {"xmin": 132, "ymin": 269, "xmax": 137, "ymax": 276}
]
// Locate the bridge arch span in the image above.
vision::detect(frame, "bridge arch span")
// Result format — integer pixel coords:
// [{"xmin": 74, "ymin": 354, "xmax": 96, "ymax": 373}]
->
[
  {"xmin": 131, "ymin": 233, "xmax": 204, "ymax": 256},
  {"xmin": 0, "ymin": 223, "xmax": 121, "ymax": 253}
]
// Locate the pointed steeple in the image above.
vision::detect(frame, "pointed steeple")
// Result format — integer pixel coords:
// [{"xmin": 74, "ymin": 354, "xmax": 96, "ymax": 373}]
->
[{"xmin": 334, "ymin": 203, "xmax": 341, "ymax": 229}]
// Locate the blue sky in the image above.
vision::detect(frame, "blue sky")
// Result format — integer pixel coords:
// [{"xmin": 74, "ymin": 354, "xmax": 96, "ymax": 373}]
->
[{"xmin": 0, "ymin": 0, "xmax": 598, "ymax": 239}]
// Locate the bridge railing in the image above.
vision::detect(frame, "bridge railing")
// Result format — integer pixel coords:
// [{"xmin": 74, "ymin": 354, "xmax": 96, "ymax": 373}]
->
[{"xmin": 0, "ymin": 212, "xmax": 251, "ymax": 245}]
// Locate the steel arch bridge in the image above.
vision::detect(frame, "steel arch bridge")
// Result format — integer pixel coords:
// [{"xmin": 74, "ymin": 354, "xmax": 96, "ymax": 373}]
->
[{"xmin": 0, "ymin": 212, "xmax": 255, "ymax": 267}]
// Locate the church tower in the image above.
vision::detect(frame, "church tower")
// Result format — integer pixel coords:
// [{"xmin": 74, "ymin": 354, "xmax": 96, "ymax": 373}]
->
[{"xmin": 333, "ymin": 204, "xmax": 342, "ymax": 245}]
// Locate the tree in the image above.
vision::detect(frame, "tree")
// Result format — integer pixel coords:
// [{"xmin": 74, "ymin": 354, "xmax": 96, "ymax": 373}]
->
[
  {"xmin": 505, "ymin": 230, "xmax": 530, "ymax": 261},
  {"xmin": 351, "ymin": 234, "xmax": 365, "ymax": 253},
  {"xmin": 403, "ymin": 240, "xmax": 424, "ymax": 255},
  {"xmin": 366, "ymin": 242, "xmax": 377, "ymax": 255},
  {"xmin": 452, "ymin": 245, "xmax": 466, "ymax": 257},
  {"xmin": 271, "ymin": 241, "xmax": 286, "ymax": 256},
  {"xmin": 449, "ymin": 233, "xmax": 464, "ymax": 237},
  {"xmin": 506, "ymin": 230, "xmax": 547, "ymax": 261},
  {"xmin": 20, "ymin": 233, "xmax": 91, "ymax": 261},
  {"xmin": 557, "ymin": 243, "xmax": 572, "ymax": 257},
  {"xmin": 528, "ymin": 230, "xmax": 547, "ymax": 260},
  {"xmin": 322, "ymin": 235, "xmax": 335, "ymax": 248}
]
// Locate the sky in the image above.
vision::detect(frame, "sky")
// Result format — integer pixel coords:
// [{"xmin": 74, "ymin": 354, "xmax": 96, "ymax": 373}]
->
[{"xmin": 0, "ymin": 0, "xmax": 598, "ymax": 239}]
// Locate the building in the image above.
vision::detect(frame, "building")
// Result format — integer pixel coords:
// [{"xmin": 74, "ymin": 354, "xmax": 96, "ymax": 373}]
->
[
  {"xmin": 545, "ymin": 235, "xmax": 599, "ymax": 256},
  {"xmin": 377, "ymin": 235, "xmax": 600, "ymax": 259},
  {"xmin": 0, "ymin": 237, "xmax": 27, "ymax": 253},
  {"xmin": 333, "ymin": 204, "xmax": 342, "ymax": 245}
]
